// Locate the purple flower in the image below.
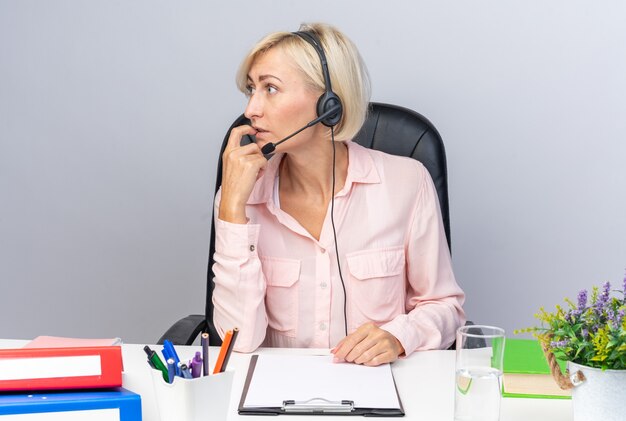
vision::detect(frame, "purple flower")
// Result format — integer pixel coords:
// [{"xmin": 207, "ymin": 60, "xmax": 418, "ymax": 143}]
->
[
  {"xmin": 595, "ymin": 282, "xmax": 611, "ymax": 316},
  {"xmin": 615, "ymin": 308, "xmax": 625, "ymax": 330},
  {"xmin": 577, "ymin": 289, "xmax": 588, "ymax": 309},
  {"xmin": 550, "ymin": 339, "xmax": 569, "ymax": 348},
  {"xmin": 607, "ymin": 307, "xmax": 616, "ymax": 323},
  {"xmin": 581, "ymin": 328, "xmax": 589, "ymax": 339},
  {"xmin": 602, "ymin": 281, "xmax": 611, "ymax": 297},
  {"xmin": 606, "ymin": 305, "xmax": 624, "ymax": 330}
]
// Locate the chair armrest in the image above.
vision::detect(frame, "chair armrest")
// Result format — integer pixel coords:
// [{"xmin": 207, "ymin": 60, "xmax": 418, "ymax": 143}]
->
[{"xmin": 158, "ymin": 314, "xmax": 207, "ymax": 345}]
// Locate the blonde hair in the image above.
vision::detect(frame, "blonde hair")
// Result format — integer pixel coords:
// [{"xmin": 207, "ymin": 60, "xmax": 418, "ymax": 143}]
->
[{"xmin": 236, "ymin": 23, "xmax": 371, "ymax": 141}]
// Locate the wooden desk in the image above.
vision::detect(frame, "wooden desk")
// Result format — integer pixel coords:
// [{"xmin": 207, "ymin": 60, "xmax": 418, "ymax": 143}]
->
[{"xmin": 1, "ymin": 340, "xmax": 572, "ymax": 420}]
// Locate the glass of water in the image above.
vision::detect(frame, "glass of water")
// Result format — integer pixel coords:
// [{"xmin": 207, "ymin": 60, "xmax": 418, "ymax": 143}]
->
[{"xmin": 454, "ymin": 325, "xmax": 506, "ymax": 421}]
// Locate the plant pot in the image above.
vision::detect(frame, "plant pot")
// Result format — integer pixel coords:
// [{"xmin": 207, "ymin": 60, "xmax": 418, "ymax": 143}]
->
[{"xmin": 568, "ymin": 361, "xmax": 626, "ymax": 421}]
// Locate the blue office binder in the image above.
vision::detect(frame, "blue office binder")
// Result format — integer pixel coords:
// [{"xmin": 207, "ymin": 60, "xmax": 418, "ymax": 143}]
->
[{"xmin": 0, "ymin": 387, "xmax": 141, "ymax": 420}]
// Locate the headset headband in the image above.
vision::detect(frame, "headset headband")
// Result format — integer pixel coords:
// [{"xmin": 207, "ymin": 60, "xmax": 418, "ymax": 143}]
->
[
  {"xmin": 293, "ymin": 31, "xmax": 333, "ymax": 92},
  {"xmin": 292, "ymin": 30, "xmax": 342, "ymax": 127}
]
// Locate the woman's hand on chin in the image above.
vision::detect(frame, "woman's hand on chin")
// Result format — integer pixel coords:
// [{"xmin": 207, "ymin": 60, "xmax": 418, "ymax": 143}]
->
[{"xmin": 219, "ymin": 125, "xmax": 267, "ymax": 224}]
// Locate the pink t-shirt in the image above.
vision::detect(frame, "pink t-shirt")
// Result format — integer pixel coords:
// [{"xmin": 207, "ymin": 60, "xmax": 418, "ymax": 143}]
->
[{"xmin": 212, "ymin": 141, "xmax": 466, "ymax": 356}]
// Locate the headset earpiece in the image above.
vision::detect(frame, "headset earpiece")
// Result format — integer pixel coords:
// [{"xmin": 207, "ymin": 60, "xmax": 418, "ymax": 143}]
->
[{"xmin": 317, "ymin": 91, "xmax": 342, "ymax": 127}]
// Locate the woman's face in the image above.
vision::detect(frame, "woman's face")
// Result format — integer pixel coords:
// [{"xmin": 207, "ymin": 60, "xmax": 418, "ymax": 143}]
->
[{"xmin": 244, "ymin": 47, "xmax": 322, "ymax": 152}]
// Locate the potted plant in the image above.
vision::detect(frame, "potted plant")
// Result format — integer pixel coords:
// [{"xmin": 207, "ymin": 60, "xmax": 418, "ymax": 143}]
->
[{"xmin": 521, "ymin": 275, "xmax": 626, "ymax": 421}]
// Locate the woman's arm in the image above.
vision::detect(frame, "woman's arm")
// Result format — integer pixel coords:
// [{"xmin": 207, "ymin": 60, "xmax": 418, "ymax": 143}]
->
[
  {"xmin": 379, "ymin": 163, "xmax": 466, "ymax": 355},
  {"xmin": 212, "ymin": 190, "xmax": 269, "ymax": 352},
  {"xmin": 212, "ymin": 125, "xmax": 270, "ymax": 352},
  {"xmin": 332, "ymin": 163, "xmax": 465, "ymax": 364}
]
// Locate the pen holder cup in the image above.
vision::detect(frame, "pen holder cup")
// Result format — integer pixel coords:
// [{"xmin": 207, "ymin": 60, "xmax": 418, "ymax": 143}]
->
[{"xmin": 150, "ymin": 369, "xmax": 234, "ymax": 421}]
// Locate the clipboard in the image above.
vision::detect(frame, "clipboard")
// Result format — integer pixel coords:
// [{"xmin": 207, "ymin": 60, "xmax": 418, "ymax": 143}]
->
[{"xmin": 238, "ymin": 354, "xmax": 405, "ymax": 417}]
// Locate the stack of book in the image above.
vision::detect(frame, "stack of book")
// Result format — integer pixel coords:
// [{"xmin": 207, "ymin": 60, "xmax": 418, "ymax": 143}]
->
[
  {"xmin": 0, "ymin": 336, "xmax": 142, "ymax": 420},
  {"xmin": 502, "ymin": 338, "xmax": 571, "ymax": 399}
]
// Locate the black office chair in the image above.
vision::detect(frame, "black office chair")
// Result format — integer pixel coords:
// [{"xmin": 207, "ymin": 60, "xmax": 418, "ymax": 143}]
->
[{"xmin": 159, "ymin": 102, "xmax": 453, "ymax": 346}]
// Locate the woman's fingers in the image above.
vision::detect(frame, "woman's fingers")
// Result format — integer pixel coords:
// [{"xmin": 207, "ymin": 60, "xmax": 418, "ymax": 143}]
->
[
  {"xmin": 224, "ymin": 125, "xmax": 257, "ymax": 153},
  {"xmin": 331, "ymin": 323, "xmax": 404, "ymax": 367},
  {"xmin": 219, "ymin": 125, "xmax": 266, "ymax": 223}
]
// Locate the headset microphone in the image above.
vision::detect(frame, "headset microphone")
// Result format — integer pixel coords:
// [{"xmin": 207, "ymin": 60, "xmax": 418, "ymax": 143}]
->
[{"xmin": 260, "ymin": 104, "xmax": 341, "ymax": 155}]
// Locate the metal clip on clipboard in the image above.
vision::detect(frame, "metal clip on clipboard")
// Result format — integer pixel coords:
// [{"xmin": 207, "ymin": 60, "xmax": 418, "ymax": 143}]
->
[{"xmin": 282, "ymin": 398, "xmax": 355, "ymax": 413}]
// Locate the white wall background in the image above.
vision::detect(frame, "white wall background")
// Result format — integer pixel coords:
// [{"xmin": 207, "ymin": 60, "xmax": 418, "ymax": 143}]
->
[{"xmin": 1, "ymin": 0, "xmax": 625, "ymax": 344}]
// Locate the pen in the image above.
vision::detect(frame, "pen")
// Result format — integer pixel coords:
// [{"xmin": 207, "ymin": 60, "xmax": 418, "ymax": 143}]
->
[
  {"xmin": 220, "ymin": 327, "xmax": 239, "ymax": 373},
  {"xmin": 179, "ymin": 362, "xmax": 193, "ymax": 379},
  {"xmin": 166, "ymin": 358, "xmax": 176, "ymax": 384},
  {"xmin": 190, "ymin": 351, "xmax": 202, "ymax": 378},
  {"xmin": 163, "ymin": 340, "xmax": 181, "ymax": 376},
  {"xmin": 201, "ymin": 332, "xmax": 210, "ymax": 376},
  {"xmin": 161, "ymin": 347, "xmax": 175, "ymax": 376},
  {"xmin": 144, "ymin": 345, "xmax": 169, "ymax": 383}
]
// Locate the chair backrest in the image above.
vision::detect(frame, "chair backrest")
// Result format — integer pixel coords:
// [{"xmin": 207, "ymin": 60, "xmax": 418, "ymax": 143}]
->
[{"xmin": 204, "ymin": 102, "xmax": 450, "ymax": 345}]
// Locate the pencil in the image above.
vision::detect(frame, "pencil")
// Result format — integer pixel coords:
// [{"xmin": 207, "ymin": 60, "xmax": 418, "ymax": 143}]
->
[
  {"xmin": 201, "ymin": 332, "xmax": 210, "ymax": 376},
  {"xmin": 213, "ymin": 329, "xmax": 233, "ymax": 374},
  {"xmin": 219, "ymin": 327, "xmax": 239, "ymax": 373}
]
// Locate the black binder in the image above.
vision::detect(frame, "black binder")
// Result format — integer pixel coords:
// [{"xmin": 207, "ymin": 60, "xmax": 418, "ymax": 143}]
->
[{"xmin": 238, "ymin": 354, "xmax": 405, "ymax": 417}]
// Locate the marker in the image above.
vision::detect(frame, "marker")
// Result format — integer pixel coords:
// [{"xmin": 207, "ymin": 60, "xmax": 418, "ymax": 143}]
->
[
  {"xmin": 190, "ymin": 351, "xmax": 203, "ymax": 378},
  {"xmin": 161, "ymin": 347, "xmax": 170, "ymax": 364},
  {"xmin": 166, "ymin": 358, "xmax": 176, "ymax": 384},
  {"xmin": 144, "ymin": 346, "xmax": 169, "ymax": 383},
  {"xmin": 201, "ymin": 333, "xmax": 210, "ymax": 376}
]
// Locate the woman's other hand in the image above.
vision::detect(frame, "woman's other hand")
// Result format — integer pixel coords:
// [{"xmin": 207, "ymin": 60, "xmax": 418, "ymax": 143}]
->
[
  {"xmin": 331, "ymin": 322, "xmax": 405, "ymax": 366},
  {"xmin": 219, "ymin": 125, "xmax": 267, "ymax": 224}
]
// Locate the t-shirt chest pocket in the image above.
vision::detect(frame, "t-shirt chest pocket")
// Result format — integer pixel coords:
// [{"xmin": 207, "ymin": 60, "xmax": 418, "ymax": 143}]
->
[
  {"xmin": 261, "ymin": 256, "xmax": 301, "ymax": 337},
  {"xmin": 346, "ymin": 246, "xmax": 406, "ymax": 329}
]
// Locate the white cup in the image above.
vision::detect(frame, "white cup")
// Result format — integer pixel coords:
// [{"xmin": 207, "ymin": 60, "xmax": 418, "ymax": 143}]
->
[{"xmin": 150, "ymin": 368, "xmax": 234, "ymax": 421}]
